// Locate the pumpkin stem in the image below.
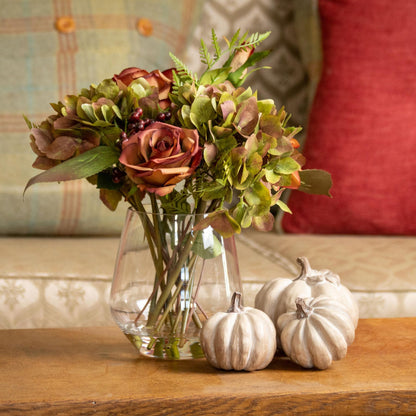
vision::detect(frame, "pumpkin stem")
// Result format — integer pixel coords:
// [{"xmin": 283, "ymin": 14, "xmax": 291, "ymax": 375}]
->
[
  {"xmin": 295, "ymin": 297, "xmax": 313, "ymax": 319},
  {"xmin": 295, "ymin": 257, "xmax": 313, "ymax": 281},
  {"xmin": 228, "ymin": 292, "xmax": 243, "ymax": 313}
]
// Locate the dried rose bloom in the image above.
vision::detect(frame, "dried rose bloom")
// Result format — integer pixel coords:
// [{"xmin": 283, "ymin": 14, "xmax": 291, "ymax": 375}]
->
[{"xmin": 119, "ymin": 122, "xmax": 202, "ymax": 196}]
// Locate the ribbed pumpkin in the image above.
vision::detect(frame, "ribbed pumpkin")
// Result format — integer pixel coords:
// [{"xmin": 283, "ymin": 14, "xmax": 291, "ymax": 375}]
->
[
  {"xmin": 255, "ymin": 257, "xmax": 358, "ymax": 347},
  {"xmin": 277, "ymin": 296, "xmax": 356, "ymax": 370},
  {"xmin": 200, "ymin": 292, "xmax": 276, "ymax": 371}
]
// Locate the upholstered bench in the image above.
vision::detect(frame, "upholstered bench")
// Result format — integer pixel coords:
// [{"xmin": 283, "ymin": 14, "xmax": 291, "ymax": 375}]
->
[{"xmin": 2, "ymin": 228, "xmax": 415, "ymax": 328}]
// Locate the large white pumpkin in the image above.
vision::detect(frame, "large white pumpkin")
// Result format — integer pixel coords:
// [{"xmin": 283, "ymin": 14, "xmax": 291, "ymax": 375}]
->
[
  {"xmin": 278, "ymin": 296, "xmax": 356, "ymax": 370},
  {"xmin": 255, "ymin": 257, "xmax": 358, "ymax": 347}
]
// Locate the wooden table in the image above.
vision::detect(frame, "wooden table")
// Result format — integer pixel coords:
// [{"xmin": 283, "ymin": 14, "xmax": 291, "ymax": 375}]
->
[{"xmin": 0, "ymin": 318, "xmax": 415, "ymax": 415}]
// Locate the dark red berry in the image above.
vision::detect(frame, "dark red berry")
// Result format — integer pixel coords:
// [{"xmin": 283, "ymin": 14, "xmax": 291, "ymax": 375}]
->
[
  {"xmin": 111, "ymin": 167, "xmax": 126, "ymax": 183},
  {"xmin": 120, "ymin": 131, "xmax": 127, "ymax": 140},
  {"xmin": 165, "ymin": 111, "xmax": 172, "ymax": 120},
  {"xmin": 129, "ymin": 107, "xmax": 143, "ymax": 121},
  {"xmin": 157, "ymin": 112, "xmax": 166, "ymax": 122}
]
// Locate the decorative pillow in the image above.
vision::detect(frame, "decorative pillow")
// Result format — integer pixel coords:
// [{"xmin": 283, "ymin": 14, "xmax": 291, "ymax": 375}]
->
[
  {"xmin": 282, "ymin": 0, "xmax": 416, "ymax": 235},
  {"xmin": 0, "ymin": 0, "xmax": 202, "ymax": 235}
]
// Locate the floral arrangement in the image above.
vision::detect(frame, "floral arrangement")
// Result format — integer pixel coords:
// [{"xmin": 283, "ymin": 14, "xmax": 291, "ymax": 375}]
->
[
  {"xmin": 24, "ymin": 30, "xmax": 331, "ymax": 235},
  {"xmin": 24, "ymin": 30, "xmax": 331, "ymax": 358}
]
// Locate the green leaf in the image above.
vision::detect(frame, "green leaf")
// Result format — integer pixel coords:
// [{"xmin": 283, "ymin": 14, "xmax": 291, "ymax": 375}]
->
[
  {"xmin": 192, "ymin": 229, "xmax": 223, "ymax": 259},
  {"xmin": 112, "ymin": 105, "xmax": 122, "ymax": 119},
  {"xmin": 81, "ymin": 103, "xmax": 98, "ymax": 122},
  {"xmin": 24, "ymin": 146, "xmax": 120, "ymax": 194},
  {"xmin": 129, "ymin": 79, "xmax": 150, "ymax": 99},
  {"xmin": 244, "ymin": 181, "xmax": 271, "ymax": 208},
  {"xmin": 298, "ymin": 169, "xmax": 333, "ymax": 197},
  {"xmin": 95, "ymin": 79, "xmax": 119, "ymax": 100},
  {"xmin": 100, "ymin": 188, "xmax": 122, "ymax": 211},
  {"xmin": 23, "ymin": 114, "xmax": 33, "ymax": 129},
  {"xmin": 100, "ymin": 105, "xmax": 113, "ymax": 122},
  {"xmin": 252, "ymin": 211, "xmax": 275, "ymax": 232},
  {"xmin": 275, "ymin": 199, "xmax": 292, "ymax": 214},
  {"xmin": 190, "ymin": 95, "xmax": 216, "ymax": 126},
  {"xmin": 257, "ymin": 99, "xmax": 275, "ymax": 115},
  {"xmin": 100, "ymin": 125, "xmax": 122, "ymax": 145},
  {"xmin": 273, "ymin": 157, "xmax": 301, "ymax": 175},
  {"xmin": 201, "ymin": 181, "xmax": 227, "ymax": 201},
  {"xmin": 199, "ymin": 67, "xmax": 231, "ymax": 85},
  {"xmin": 265, "ymin": 168, "xmax": 281, "ymax": 184}
]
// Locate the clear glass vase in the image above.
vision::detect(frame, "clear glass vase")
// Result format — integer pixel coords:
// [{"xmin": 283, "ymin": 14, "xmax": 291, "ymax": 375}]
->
[{"xmin": 110, "ymin": 207, "xmax": 242, "ymax": 360}]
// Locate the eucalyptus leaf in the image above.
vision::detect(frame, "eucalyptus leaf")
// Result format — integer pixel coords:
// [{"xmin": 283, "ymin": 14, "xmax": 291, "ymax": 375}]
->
[
  {"xmin": 24, "ymin": 146, "xmax": 120, "ymax": 194},
  {"xmin": 298, "ymin": 169, "xmax": 333, "ymax": 197}
]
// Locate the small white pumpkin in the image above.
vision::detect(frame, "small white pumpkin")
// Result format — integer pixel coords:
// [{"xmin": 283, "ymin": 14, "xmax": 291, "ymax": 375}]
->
[
  {"xmin": 255, "ymin": 257, "xmax": 358, "ymax": 347},
  {"xmin": 200, "ymin": 292, "xmax": 276, "ymax": 371},
  {"xmin": 278, "ymin": 296, "xmax": 356, "ymax": 370}
]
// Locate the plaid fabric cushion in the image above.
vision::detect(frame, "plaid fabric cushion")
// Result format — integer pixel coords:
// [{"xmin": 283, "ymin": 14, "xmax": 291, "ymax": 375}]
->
[{"xmin": 0, "ymin": 0, "xmax": 202, "ymax": 235}]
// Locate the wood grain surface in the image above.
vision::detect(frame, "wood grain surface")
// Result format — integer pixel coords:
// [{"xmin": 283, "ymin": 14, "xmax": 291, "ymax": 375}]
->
[{"xmin": 0, "ymin": 318, "xmax": 415, "ymax": 415}]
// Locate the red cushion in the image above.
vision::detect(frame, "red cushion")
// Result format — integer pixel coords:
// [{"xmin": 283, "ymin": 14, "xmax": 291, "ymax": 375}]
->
[{"xmin": 282, "ymin": 0, "xmax": 416, "ymax": 235}]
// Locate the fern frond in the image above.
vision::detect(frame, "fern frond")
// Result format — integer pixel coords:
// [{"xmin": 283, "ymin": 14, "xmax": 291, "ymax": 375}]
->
[
  {"xmin": 199, "ymin": 39, "xmax": 212, "ymax": 67},
  {"xmin": 239, "ymin": 31, "xmax": 271, "ymax": 50},
  {"xmin": 211, "ymin": 29, "xmax": 222, "ymax": 62},
  {"xmin": 169, "ymin": 52, "xmax": 198, "ymax": 86},
  {"xmin": 225, "ymin": 29, "xmax": 241, "ymax": 50}
]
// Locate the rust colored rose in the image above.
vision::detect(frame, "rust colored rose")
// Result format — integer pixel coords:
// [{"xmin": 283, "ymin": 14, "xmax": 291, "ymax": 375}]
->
[
  {"xmin": 113, "ymin": 67, "xmax": 174, "ymax": 109},
  {"xmin": 119, "ymin": 122, "xmax": 202, "ymax": 196}
]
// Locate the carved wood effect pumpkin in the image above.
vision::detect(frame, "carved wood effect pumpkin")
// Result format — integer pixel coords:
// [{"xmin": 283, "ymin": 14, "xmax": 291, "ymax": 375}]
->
[
  {"xmin": 200, "ymin": 292, "xmax": 276, "ymax": 371},
  {"xmin": 255, "ymin": 257, "xmax": 359, "ymax": 347},
  {"xmin": 277, "ymin": 296, "xmax": 356, "ymax": 370}
]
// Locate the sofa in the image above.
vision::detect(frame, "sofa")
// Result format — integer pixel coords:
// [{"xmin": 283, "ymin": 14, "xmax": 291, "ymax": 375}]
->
[{"xmin": 1, "ymin": 0, "xmax": 415, "ymax": 329}]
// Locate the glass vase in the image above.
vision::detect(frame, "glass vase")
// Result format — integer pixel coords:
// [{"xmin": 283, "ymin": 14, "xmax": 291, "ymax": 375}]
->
[{"xmin": 110, "ymin": 207, "xmax": 242, "ymax": 360}]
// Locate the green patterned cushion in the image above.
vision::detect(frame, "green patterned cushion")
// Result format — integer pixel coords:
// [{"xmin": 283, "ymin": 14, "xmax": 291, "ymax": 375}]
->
[{"xmin": 0, "ymin": 0, "xmax": 202, "ymax": 235}]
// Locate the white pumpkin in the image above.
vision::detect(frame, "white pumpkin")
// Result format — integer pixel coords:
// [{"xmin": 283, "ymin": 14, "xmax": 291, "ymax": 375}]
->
[
  {"xmin": 255, "ymin": 257, "xmax": 358, "ymax": 347},
  {"xmin": 200, "ymin": 292, "xmax": 276, "ymax": 371},
  {"xmin": 278, "ymin": 296, "xmax": 356, "ymax": 370}
]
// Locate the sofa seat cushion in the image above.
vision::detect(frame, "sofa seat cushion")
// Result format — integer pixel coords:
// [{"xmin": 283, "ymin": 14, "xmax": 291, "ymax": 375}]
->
[{"xmin": 1, "ymin": 233, "xmax": 415, "ymax": 328}]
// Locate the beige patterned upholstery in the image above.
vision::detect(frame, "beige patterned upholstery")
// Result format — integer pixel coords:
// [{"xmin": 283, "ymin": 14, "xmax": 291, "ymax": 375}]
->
[{"xmin": 1, "ymin": 231, "xmax": 415, "ymax": 329}]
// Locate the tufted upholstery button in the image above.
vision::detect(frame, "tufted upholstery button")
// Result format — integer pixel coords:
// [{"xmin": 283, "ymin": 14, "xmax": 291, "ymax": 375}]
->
[
  {"xmin": 55, "ymin": 16, "xmax": 76, "ymax": 34},
  {"xmin": 137, "ymin": 18, "xmax": 153, "ymax": 36}
]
